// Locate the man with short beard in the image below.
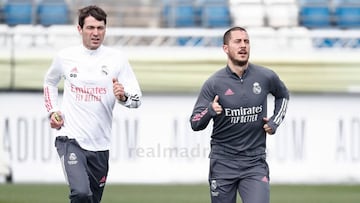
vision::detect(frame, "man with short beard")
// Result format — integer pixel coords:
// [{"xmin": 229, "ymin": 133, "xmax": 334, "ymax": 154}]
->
[{"xmin": 190, "ymin": 26, "xmax": 289, "ymax": 203}]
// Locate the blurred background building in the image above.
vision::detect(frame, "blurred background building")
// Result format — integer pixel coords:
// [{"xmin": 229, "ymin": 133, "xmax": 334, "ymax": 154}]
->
[
  {"xmin": 0, "ymin": 0, "xmax": 359, "ymax": 48},
  {"xmin": 0, "ymin": 0, "xmax": 360, "ymax": 92},
  {"xmin": 1, "ymin": 0, "xmax": 360, "ymax": 28}
]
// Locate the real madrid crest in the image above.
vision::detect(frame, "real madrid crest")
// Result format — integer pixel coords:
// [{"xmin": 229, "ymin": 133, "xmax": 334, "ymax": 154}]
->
[
  {"xmin": 211, "ymin": 180, "xmax": 217, "ymax": 190},
  {"xmin": 101, "ymin": 65, "xmax": 109, "ymax": 75},
  {"xmin": 68, "ymin": 152, "xmax": 78, "ymax": 165},
  {"xmin": 253, "ymin": 82, "xmax": 261, "ymax": 94}
]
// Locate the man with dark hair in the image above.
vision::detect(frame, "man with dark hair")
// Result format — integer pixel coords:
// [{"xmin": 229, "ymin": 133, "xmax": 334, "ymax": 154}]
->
[
  {"xmin": 190, "ymin": 26, "xmax": 289, "ymax": 203},
  {"xmin": 43, "ymin": 5, "xmax": 141, "ymax": 203}
]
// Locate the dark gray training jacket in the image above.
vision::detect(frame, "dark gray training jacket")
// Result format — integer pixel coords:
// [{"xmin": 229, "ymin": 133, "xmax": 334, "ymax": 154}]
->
[{"xmin": 190, "ymin": 63, "xmax": 289, "ymax": 159}]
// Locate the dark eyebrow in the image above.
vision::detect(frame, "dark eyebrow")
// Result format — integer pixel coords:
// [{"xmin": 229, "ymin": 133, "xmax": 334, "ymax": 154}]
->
[
  {"xmin": 86, "ymin": 25, "xmax": 105, "ymax": 29},
  {"xmin": 233, "ymin": 38, "xmax": 249, "ymax": 42}
]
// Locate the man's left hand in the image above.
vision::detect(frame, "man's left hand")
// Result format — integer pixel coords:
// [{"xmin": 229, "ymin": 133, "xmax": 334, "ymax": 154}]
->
[
  {"xmin": 263, "ymin": 117, "xmax": 274, "ymax": 135},
  {"xmin": 112, "ymin": 78, "xmax": 126, "ymax": 102}
]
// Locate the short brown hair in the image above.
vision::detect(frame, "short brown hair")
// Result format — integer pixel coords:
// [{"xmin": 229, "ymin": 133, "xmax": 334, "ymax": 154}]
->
[
  {"xmin": 223, "ymin": 26, "xmax": 247, "ymax": 45},
  {"xmin": 78, "ymin": 5, "xmax": 107, "ymax": 28}
]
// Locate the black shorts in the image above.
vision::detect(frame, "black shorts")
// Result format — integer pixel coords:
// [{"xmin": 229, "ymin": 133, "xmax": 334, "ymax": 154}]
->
[{"xmin": 208, "ymin": 156, "xmax": 270, "ymax": 203}]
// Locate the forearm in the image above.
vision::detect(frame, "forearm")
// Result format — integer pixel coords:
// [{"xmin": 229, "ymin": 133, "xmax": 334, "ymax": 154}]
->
[
  {"xmin": 269, "ymin": 97, "xmax": 289, "ymax": 133},
  {"xmin": 43, "ymin": 84, "xmax": 60, "ymax": 113},
  {"xmin": 190, "ymin": 102, "xmax": 216, "ymax": 131}
]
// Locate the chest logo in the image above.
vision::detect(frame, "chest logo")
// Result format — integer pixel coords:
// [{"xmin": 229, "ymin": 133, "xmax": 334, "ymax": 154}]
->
[
  {"xmin": 70, "ymin": 67, "xmax": 78, "ymax": 78},
  {"xmin": 224, "ymin": 88, "xmax": 234, "ymax": 96},
  {"xmin": 253, "ymin": 82, "xmax": 261, "ymax": 94},
  {"xmin": 67, "ymin": 152, "xmax": 78, "ymax": 165},
  {"xmin": 101, "ymin": 65, "xmax": 109, "ymax": 75}
]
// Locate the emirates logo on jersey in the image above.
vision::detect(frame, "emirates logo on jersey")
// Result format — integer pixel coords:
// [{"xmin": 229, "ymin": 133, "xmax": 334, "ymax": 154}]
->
[
  {"xmin": 224, "ymin": 105, "xmax": 263, "ymax": 124},
  {"xmin": 71, "ymin": 84, "xmax": 107, "ymax": 102}
]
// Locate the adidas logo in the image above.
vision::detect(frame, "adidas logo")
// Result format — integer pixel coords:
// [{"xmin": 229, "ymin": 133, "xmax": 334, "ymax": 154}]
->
[
  {"xmin": 224, "ymin": 88, "xmax": 234, "ymax": 96},
  {"xmin": 99, "ymin": 176, "xmax": 107, "ymax": 187},
  {"xmin": 261, "ymin": 176, "xmax": 269, "ymax": 183},
  {"xmin": 70, "ymin": 67, "xmax": 78, "ymax": 78},
  {"xmin": 99, "ymin": 176, "xmax": 107, "ymax": 183},
  {"xmin": 70, "ymin": 67, "xmax": 78, "ymax": 73}
]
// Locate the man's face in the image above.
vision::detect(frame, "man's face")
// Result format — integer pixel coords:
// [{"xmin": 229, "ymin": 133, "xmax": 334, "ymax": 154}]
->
[
  {"xmin": 223, "ymin": 30, "xmax": 250, "ymax": 66},
  {"xmin": 78, "ymin": 16, "xmax": 106, "ymax": 50}
]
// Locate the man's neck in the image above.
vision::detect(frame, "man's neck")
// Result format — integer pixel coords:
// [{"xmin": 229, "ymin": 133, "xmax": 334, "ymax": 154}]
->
[{"xmin": 228, "ymin": 62, "xmax": 248, "ymax": 78}]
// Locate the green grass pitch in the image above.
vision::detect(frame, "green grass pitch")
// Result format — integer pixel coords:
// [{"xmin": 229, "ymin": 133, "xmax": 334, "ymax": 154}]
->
[{"xmin": 0, "ymin": 183, "xmax": 360, "ymax": 203}]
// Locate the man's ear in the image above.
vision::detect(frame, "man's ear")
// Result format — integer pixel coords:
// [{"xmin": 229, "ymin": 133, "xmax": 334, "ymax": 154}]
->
[
  {"xmin": 223, "ymin": 44, "xmax": 229, "ymax": 54},
  {"xmin": 77, "ymin": 25, "xmax": 82, "ymax": 34}
]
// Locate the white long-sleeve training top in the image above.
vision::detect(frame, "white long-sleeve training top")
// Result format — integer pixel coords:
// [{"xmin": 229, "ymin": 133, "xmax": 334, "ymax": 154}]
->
[{"xmin": 44, "ymin": 45, "xmax": 142, "ymax": 151}]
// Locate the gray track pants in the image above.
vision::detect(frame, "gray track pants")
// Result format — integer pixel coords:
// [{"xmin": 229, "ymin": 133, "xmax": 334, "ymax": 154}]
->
[
  {"xmin": 209, "ymin": 156, "xmax": 270, "ymax": 203},
  {"xmin": 55, "ymin": 136, "xmax": 109, "ymax": 203}
]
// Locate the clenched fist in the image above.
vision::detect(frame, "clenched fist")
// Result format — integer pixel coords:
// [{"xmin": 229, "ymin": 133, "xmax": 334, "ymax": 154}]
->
[{"xmin": 113, "ymin": 78, "xmax": 127, "ymax": 102}]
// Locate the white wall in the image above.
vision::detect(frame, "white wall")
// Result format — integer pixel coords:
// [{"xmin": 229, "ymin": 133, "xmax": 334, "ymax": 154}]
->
[{"xmin": 1, "ymin": 93, "xmax": 360, "ymax": 184}]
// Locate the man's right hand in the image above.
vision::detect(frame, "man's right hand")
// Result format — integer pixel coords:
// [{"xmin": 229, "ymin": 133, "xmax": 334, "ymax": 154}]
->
[
  {"xmin": 212, "ymin": 95, "xmax": 223, "ymax": 115},
  {"xmin": 50, "ymin": 112, "xmax": 64, "ymax": 129}
]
